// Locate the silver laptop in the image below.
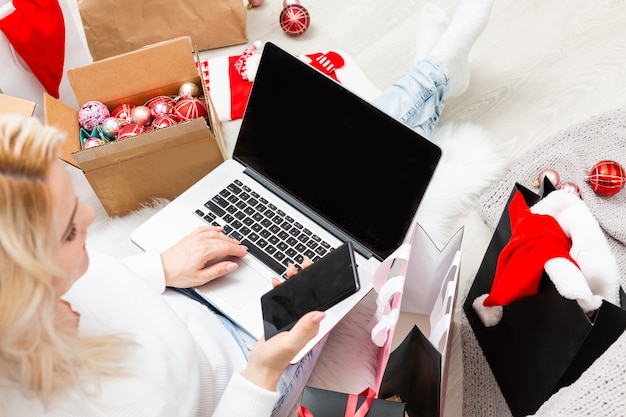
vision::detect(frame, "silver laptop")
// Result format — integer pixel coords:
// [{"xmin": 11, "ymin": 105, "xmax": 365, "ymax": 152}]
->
[{"xmin": 130, "ymin": 42, "xmax": 442, "ymax": 362}]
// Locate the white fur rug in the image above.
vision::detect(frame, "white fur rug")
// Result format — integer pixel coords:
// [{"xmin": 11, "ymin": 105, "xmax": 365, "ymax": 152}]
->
[{"xmin": 69, "ymin": 120, "xmax": 509, "ymax": 396}]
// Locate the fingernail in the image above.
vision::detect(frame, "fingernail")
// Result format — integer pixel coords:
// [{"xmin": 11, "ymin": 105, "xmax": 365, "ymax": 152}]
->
[
  {"xmin": 226, "ymin": 262, "xmax": 239, "ymax": 272},
  {"xmin": 240, "ymin": 245, "xmax": 249, "ymax": 251},
  {"xmin": 312, "ymin": 311, "xmax": 326, "ymax": 324}
]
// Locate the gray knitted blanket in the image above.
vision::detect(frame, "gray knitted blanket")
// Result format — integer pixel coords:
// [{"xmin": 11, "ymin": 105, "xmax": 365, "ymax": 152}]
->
[{"xmin": 462, "ymin": 108, "xmax": 626, "ymax": 417}]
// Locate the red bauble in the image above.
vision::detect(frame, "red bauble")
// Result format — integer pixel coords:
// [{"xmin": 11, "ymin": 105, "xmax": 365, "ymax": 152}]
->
[
  {"xmin": 174, "ymin": 98, "xmax": 208, "ymax": 120},
  {"xmin": 586, "ymin": 160, "xmax": 626, "ymax": 196},
  {"xmin": 117, "ymin": 123, "xmax": 148, "ymax": 140},
  {"xmin": 279, "ymin": 3, "xmax": 310, "ymax": 36},
  {"xmin": 151, "ymin": 114, "xmax": 183, "ymax": 129},
  {"xmin": 145, "ymin": 95, "xmax": 175, "ymax": 117},
  {"xmin": 111, "ymin": 104, "xmax": 136, "ymax": 126}
]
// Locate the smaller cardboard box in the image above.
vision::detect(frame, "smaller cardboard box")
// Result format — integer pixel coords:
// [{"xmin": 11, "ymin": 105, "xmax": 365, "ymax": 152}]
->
[
  {"xmin": 0, "ymin": 93, "xmax": 36, "ymax": 116},
  {"xmin": 45, "ymin": 37, "xmax": 226, "ymax": 217}
]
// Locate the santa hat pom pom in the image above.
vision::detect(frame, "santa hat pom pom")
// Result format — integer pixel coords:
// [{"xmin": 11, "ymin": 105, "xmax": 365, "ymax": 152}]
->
[
  {"xmin": 473, "ymin": 294, "xmax": 504, "ymax": 327},
  {"xmin": 245, "ymin": 53, "xmax": 262, "ymax": 82}
]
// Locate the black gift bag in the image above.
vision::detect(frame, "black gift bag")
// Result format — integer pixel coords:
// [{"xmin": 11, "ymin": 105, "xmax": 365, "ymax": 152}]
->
[
  {"xmin": 463, "ymin": 181, "xmax": 626, "ymax": 417},
  {"xmin": 299, "ymin": 386, "xmax": 406, "ymax": 417},
  {"xmin": 378, "ymin": 325, "xmax": 444, "ymax": 417}
]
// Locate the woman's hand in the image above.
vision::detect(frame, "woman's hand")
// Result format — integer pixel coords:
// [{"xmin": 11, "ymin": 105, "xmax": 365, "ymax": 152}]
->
[
  {"xmin": 242, "ymin": 310, "xmax": 325, "ymax": 391},
  {"xmin": 271, "ymin": 256, "xmax": 313, "ymax": 288},
  {"xmin": 160, "ymin": 226, "xmax": 248, "ymax": 288}
]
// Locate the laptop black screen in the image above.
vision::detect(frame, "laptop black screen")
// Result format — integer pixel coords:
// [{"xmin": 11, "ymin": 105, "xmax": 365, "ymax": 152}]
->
[{"xmin": 233, "ymin": 42, "xmax": 441, "ymax": 261}]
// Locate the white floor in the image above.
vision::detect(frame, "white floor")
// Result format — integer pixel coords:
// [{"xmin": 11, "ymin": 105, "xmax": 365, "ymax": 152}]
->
[{"xmin": 65, "ymin": 0, "xmax": 626, "ymax": 415}]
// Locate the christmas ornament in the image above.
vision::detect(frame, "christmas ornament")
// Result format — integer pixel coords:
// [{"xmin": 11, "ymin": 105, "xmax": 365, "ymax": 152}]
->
[
  {"xmin": 151, "ymin": 114, "xmax": 183, "ymax": 130},
  {"xmin": 558, "ymin": 181, "xmax": 581, "ymax": 198},
  {"xmin": 532, "ymin": 168, "xmax": 560, "ymax": 188},
  {"xmin": 83, "ymin": 137, "xmax": 106, "ymax": 149},
  {"xmin": 280, "ymin": 0, "xmax": 310, "ymax": 36},
  {"xmin": 131, "ymin": 105, "xmax": 153, "ymax": 126},
  {"xmin": 79, "ymin": 125, "xmax": 108, "ymax": 149},
  {"xmin": 174, "ymin": 98, "xmax": 208, "ymax": 120},
  {"xmin": 78, "ymin": 101, "xmax": 110, "ymax": 132},
  {"xmin": 179, "ymin": 82, "xmax": 200, "ymax": 99},
  {"xmin": 247, "ymin": 0, "xmax": 264, "ymax": 8},
  {"xmin": 111, "ymin": 104, "xmax": 136, "ymax": 125},
  {"xmin": 145, "ymin": 95, "xmax": 175, "ymax": 117},
  {"xmin": 586, "ymin": 160, "xmax": 626, "ymax": 196},
  {"xmin": 117, "ymin": 123, "xmax": 148, "ymax": 140},
  {"xmin": 0, "ymin": 0, "xmax": 65, "ymax": 97},
  {"xmin": 101, "ymin": 117, "xmax": 123, "ymax": 139}
]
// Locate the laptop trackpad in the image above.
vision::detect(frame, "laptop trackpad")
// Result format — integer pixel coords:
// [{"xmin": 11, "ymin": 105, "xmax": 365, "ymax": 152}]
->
[{"xmin": 195, "ymin": 262, "xmax": 270, "ymax": 309}]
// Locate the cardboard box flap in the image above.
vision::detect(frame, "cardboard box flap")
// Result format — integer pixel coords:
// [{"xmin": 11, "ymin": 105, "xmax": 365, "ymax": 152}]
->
[
  {"xmin": 71, "ymin": 117, "xmax": 213, "ymax": 171},
  {"xmin": 0, "ymin": 93, "xmax": 36, "ymax": 116},
  {"xmin": 68, "ymin": 37, "xmax": 199, "ymax": 107},
  {"xmin": 43, "ymin": 93, "xmax": 81, "ymax": 168}
]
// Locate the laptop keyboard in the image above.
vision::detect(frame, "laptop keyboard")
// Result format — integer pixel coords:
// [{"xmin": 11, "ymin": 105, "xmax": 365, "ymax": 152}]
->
[{"xmin": 194, "ymin": 179, "xmax": 333, "ymax": 277}]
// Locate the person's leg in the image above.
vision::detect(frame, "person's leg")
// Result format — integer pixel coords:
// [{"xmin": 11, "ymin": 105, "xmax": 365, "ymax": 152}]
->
[
  {"xmin": 373, "ymin": 0, "xmax": 493, "ymax": 138},
  {"xmin": 372, "ymin": 56, "xmax": 449, "ymax": 139}
]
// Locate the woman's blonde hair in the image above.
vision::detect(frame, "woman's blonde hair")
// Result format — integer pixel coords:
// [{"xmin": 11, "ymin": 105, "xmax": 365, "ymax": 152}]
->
[{"xmin": 0, "ymin": 114, "xmax": 131, "ymax": 404}]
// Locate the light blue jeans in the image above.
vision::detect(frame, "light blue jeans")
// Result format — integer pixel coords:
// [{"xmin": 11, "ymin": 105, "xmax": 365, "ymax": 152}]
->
[{"xmin": 372, "ymin": 56, "xmax": 450, "ymax": 139}]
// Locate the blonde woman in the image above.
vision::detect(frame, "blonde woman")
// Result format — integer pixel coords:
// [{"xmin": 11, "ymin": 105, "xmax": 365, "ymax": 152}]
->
[{"xmin": 0, "ymin": 113, "xmax": 324, "ymax": 416}]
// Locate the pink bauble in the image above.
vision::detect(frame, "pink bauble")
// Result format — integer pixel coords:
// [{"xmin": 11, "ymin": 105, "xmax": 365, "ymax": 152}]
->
[
  {"xmin": 179, "ymin": 82, "xmax": 200, "ymax": 98},
  {"xmin": 83, "ymin": 137, "xmax": 106, "ymax": 149},
  {"xmin": 101, "ymin": 117, "xmax": 123, "ymax": 139},
  {"xmin": 151, "ymin": 114, "xmax": 183, "ymax": 129},
  {"xmin": 248, "ymin": 0, "xmax": 263, "ymax": 7},
  {"xmin": 78, "ymin": 100, "xmax": 110, "ymax": 131},
  {"xmin": 586, "ymin": 160, "xmax": 626, "ymax": 196},
  {"xmin": 145, "ymin": 95, "xmax": 175, "ymax": 117},
  {"xmin": 131, "ymin": 105, "xmax": 153, "ymax": 126},
  {"xmin": 280, "ymin": 3, "xmax": 310, "ymax": 36},
  {"xmin": 536, "ymin": 168, "xmax": 560, "ymax": 187},
  {"xmin": 116, "ymin": 123, "xmax": 148, "ymax": 140},
  {"xmin": 558, "ymin": 181, "xmax": 581, "ymax": 197},
  {"xmin": 174, "ymin": 97, "xmax": 208, "ymax": 120},
  {"xmin": 111, "ymin": 104, "xmax": 136, "ymax": 125}
]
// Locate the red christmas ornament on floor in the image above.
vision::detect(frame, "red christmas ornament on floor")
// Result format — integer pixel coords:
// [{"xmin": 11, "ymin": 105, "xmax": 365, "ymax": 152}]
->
[
  {"xmin": 586, "ymin": 160, "xmax": 626, "ymax": 196},
  {"xmin": 280, "ymin": 0, "xmax": 310, "ymax": 36}
]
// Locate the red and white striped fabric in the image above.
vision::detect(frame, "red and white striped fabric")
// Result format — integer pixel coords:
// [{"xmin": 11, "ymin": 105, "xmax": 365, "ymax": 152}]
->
[{"xmin": 198, "ymin": 45, "xmax": 349, "ymax": 122}]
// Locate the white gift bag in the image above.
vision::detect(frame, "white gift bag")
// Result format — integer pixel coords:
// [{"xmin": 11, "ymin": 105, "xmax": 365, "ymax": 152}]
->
[{"xmin": 369, "ymin": 223, "xmax": 463, "ymax": 417}]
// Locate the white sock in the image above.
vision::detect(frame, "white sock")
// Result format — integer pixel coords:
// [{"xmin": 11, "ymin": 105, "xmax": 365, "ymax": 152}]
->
[
  {"xmin": 431, "ymin": 0, "xmax": 494, "ymax": 98},
  {"xmin": 414, "ymin": 3, "xmax": 450, "ymax": 63}
]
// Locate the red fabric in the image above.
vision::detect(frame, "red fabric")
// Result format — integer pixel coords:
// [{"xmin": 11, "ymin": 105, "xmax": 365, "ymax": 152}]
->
[
  {"xmin": 304, "ymin": 51, "xmax": 345, "ymax": 81},
  {"xmin": 483, "ymin": 191, "xmax": 579, "ymax": 307},
  {"xmin": 227, "ymin": 54, "xmax": 253, "ymax": 120},
  {"xmin": 0, "ymin": 0, "xmax": 65, "ymax": 98}
]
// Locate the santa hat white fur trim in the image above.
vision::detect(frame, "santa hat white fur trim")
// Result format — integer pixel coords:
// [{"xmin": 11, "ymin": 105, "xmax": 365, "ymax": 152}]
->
[
  {"xmin": 544, "ymin": 257, "xmax": 603, "ymax": 313},
  {"xmin": 473, "ymin": 294, "xmax": 503, "ymax": 327}
]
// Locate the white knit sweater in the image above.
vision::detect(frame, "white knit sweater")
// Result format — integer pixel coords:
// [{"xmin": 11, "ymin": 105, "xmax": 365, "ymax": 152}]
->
[
  {"xmin": 0, "ymin": 251, "xmax": 280, "ymax": 416},
  {"xmin": 462, "ymin": 108, "xmax": 626, "ymax": 417}
]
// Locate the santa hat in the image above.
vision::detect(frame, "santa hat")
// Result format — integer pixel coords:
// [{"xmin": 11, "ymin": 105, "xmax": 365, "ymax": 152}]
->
[
  {"xmin": 0, "ymin": 0, "xmax": 65, "ymax": 98},
  {"xmin": 472, "ymin": 190, "xmax": 614, "ymax": 327},
  {"xmin": 199, "ymin": 41, "xmax": 347, "ymax": 122}
]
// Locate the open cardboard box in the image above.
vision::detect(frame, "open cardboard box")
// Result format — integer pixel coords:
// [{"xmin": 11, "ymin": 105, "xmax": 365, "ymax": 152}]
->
[
  {"xmin": 0, "ymin": 93, "xmax": 36, "ymax": 116},
  {"xmin": 44, "ymin": 37, "xmax": 227, "ymax": 217}
]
